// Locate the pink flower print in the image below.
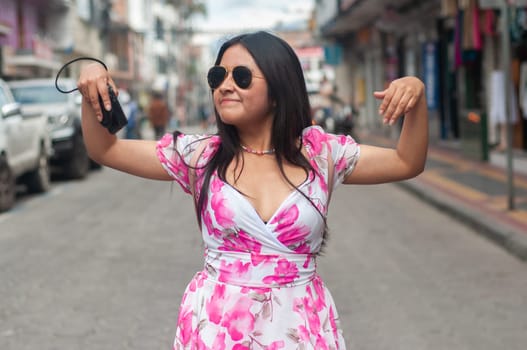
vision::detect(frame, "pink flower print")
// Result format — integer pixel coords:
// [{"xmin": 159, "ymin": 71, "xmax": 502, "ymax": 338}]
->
[
  {"xmin": 262, "ymin": 258, "xmax": 300, "ymax": 285},
  {"xmin": 250, "ymin": 252, "xmax": 277, "ymax": 266},
  {"xmin": 203, "ymin": 209, "xmax": 213, "ymax": 231},
  {"xmin": 336, "ymin": 134, "xmax": 349, "ymax": 145},
  {"xmin": 304, "ymin": 286, "xmax": 322, "ymax": 335},
  {"xmin": 199, "ymin": 136, "xmax": 220, "ymax": 164},
  {"xmin": 218, "ymin": 259, "xmax": 251, "ymax": 283},
  {"xmin": 315, "ymin": 334, "xmax": 330, "ymax": 350},
  {"xmin": 318, "ymin": 175, "xmax": 329, "ymax": 196},
  {"xmin": 205, "ymin": 283, "xmax": 226, "ymax": 325},
  {"xmin": 220, "ymin": 229, "xmax": 262, "ymax": 254},
  {"xmin": 265, "ymin": 340, "xmax": 285, "ymax": 350},
  {"xmin": 233, "ymin": 345, "xmax": 250, "ymax": 350},
  {"xmin": 159, "ymin": 133, "xmax": 173, "ymax": 147},
  {"xmin": 297, "ymin": 325, "xmax": 311, "ymax": 342},
  {"xmin": 176, "ymin": 304, "xmax": 193, "ymax": 346},
  {"xmin": 191, "ymin": 332, "xmax": 211, "ymax": 350},
  {"xmin": 312, "ymin": 275, "xmax": 327, "ymax": 311},
  {"xmin": 212, "ymin": 332, "xmax": 227, "ymax": 350},
  {"xmin": 276, "ymin": 226, "xmax": 310, "ymax": 252},
  {"xmin": 329, "ymin": 306, "xmax": 339, "ymax": 345},
  {"xmin": 221, "ymin": 296, "xmax": 255, "ymax": 341},
  {"xmin": 210, "ymin": 181, "xmax": 235, "ymax": 228},
  {"xmin": 203, "ymin": 210, "xmax": 225, "ymax": 239},
  {"xmin": 270, "ymin": 205, "xmax": 299, "ymax": 230},
  {"xmin": 304, "ymin": 127, "xmax": 327, "ymax": 154},
  {"xmin": 188, "ymin": 270, "xmax": 208, "ymax": 292},
  {"xmin": 210, "ymin": 176, "xmax": 224, "ymax": 193},
  {"xmin": 302, "ymin": 252, "xmax": 312, "ymax": 268},
  {"xmin": 293, "ymin": 285, "xmax": 321, "ymax": 335}
]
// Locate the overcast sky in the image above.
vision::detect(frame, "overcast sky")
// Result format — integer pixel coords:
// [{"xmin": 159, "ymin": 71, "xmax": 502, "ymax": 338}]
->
[{"xmin": 193, "ymin": 0, "xmax": 315, "ymax": 33}]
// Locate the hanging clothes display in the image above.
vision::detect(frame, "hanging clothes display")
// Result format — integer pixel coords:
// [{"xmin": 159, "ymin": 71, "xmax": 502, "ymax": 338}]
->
[
  {"xmin": 488, "ymin": 70, "xmax": 518, "ymax": 125},
  {"xmin": 441, "ymin": 0, "xmax": 458, "ymax": 17},
  {"xmin": 462, "ymin": 0, "xmax": 482, "ymax": 50},
  {"xmin": 483, "ymin": 9, "xmax": 498, "ymax": 36}
]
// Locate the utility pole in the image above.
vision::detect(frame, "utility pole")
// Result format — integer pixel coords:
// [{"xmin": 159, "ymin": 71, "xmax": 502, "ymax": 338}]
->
[
  {"xmin": 481, "ymin": 0, "xmax": 517, "ymax": 210},
  {"xmin": 501, "ymin": 0, "xmax": 515, "ymax": 210}
]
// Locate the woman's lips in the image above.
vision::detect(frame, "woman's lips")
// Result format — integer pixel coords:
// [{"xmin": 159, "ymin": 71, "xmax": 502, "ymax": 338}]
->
[{"xmin": 220, "ymin": 98, "xmax": 239, "ymax": 105}]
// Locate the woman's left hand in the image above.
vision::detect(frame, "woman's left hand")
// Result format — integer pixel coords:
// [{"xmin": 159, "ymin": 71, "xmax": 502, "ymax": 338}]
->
[{"xmin": 373, "ymin": 76, "xmax": 425, "ymax": 126}]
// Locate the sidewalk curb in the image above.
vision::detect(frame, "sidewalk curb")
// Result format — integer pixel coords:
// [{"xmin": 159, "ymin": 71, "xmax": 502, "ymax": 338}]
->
[{"xmin": 397, "ymin": 179, "xmax": 527, "ymax": 263}]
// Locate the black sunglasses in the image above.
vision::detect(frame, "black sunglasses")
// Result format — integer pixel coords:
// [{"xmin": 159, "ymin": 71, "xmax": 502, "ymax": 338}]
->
[{"xmin": 207, "ymin": 65, "xmax": 264, "ymax": 90}]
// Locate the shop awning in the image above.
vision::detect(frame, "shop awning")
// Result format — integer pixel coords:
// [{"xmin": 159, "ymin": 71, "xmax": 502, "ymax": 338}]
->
[{"xmin": 321, "ymin": 0, "xmax": 435, "ymax": 37}]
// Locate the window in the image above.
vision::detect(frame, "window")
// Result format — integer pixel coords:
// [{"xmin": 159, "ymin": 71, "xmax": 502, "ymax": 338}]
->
[{"xmin": 155, "ymin": 18, "xmax": 164, "ymax": 40}]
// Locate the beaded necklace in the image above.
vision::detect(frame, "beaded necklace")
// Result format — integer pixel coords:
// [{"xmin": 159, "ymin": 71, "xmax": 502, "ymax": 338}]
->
[{"xmin": 240, "ymin": 144, "xmax": 275, "ymax": 155}]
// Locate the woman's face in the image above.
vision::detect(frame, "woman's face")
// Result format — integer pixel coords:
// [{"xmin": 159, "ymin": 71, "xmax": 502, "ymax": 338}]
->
[{"xmin": 212, "ymin": 44, "xmax": 273, "ymax": 128}]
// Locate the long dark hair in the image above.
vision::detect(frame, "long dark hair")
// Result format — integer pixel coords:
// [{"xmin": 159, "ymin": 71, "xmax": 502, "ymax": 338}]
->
[{"xmin": 184, "ymin": 31, "xmax": 329, "ymax": 246}]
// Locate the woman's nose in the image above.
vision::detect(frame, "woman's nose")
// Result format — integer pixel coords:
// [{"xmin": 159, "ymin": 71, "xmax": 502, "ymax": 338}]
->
[{"xmin": 218, "ymin": 72, "xmax": 235, "ymax": 91}]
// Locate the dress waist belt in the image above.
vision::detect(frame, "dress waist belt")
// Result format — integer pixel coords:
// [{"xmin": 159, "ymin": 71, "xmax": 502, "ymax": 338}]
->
[{"xmin": 204, "ymin": 248, "xmax": 317, "ymax": 288}]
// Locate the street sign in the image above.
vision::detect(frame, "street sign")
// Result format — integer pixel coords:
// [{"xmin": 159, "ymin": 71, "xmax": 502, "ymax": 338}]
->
[{"xmin": 479, "ymin": 0, "xmax": 527, "ymax": 8}]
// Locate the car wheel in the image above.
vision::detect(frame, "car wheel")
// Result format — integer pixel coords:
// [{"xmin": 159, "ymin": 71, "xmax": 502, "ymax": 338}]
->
[
  {"xmin": 24, "ymin": 146, "xmax": 51, "ymax": 193},
  {"xmin": 0, "ymin": 156, "xmax": 16, "ymax": 212},
  {"xmin": 64, "ymin": 134, "xmax": 90, "ymax": 179}
]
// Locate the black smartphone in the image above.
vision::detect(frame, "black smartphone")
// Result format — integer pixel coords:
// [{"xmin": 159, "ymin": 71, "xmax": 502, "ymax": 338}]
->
[{"xmin": 98, "ymin": 85, "xmax": 128, "ymax": 134}]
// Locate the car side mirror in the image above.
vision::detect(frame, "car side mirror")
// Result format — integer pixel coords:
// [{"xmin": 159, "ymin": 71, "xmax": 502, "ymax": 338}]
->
[{"xmin": 1, "ymin": 102, "xmax": 22, "ymax": 118}]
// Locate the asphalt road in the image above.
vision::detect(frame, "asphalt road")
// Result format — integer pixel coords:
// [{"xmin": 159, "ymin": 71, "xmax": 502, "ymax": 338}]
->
[{"xmin": 1, "ymin": 167, "xmax": 526, "ymax": 350}]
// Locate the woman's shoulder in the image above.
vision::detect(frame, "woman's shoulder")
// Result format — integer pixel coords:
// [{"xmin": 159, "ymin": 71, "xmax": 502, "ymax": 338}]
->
[
  {"xmin": 302, "ymin": 125, "xmax": 358, "ymax": 156},
  {"xmin": 160, "ymin": 131, "xmax": 219, "ymax": 144},
  {"xmin": 301, "ymin": 125, "xmax": 337, "ymax": 145},
  {"xmin": 158, "ymin": 132, "xmax": 221, "ymax": 153},
  {"xmin": 302, "ymin": 124, "xmax": 324, "ymax": 138}
]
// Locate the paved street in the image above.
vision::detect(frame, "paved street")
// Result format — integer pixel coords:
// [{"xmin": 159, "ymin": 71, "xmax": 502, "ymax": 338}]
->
[{"xmin": 1, "ymin": 167, "xmax": 526, "ymax": 350}]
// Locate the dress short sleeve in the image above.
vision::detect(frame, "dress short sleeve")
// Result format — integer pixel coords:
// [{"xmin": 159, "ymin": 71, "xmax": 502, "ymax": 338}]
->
[
  {"xmin": 303, "ymin": 126, "xmax": 360, "ymax": 192},
  {"xmin": 328, "ymin": 132, "xmax": 360, "ymax": 189},
  {"xmin": 156, "ymin": 132, "xmax": 213, "ymax": 194}
]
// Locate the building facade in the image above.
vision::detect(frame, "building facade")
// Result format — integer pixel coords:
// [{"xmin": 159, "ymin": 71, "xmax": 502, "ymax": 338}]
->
[
  {"xmin": 315, "ymin": 0, "xmax": 527, "ymax": 158},
  {"xmin": 0, "ymin": 0, "xmax": 202, "ymax": 127}
]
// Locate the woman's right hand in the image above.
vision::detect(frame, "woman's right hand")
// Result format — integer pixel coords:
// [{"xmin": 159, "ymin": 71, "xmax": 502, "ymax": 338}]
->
[{"xmin": 77, "ymin": 62, "xmax": 118, "ymax": 122}]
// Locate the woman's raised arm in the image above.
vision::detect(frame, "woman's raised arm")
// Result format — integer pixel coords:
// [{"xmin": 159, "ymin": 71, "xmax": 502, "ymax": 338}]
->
[
  {"xmin": 78, "ymin": 63, "xmax": 172, "ymax": 180},
  {"xmin": 345, "ymin": 76, "xmax": 428, "ymax": 184}
]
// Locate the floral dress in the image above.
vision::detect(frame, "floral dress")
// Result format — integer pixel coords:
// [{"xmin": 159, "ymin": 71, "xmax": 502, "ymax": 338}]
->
[{"xmin": 156, "ymin": 125, "xmax": 360, "ymax": 350}]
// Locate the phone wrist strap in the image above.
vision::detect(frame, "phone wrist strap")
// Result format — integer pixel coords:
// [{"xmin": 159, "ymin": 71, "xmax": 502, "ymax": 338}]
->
[{"xmin": 55, "ymin": 57, "xmax": 108, "ymax": 94}]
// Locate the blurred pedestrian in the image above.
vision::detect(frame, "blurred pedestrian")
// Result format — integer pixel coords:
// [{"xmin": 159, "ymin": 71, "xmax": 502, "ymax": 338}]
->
[
  {"xmin": 125, "ymin": 98, "xmax": 141, "ymax": 139},
  {"xmin": 117, "ymin": 89, "xmax": 142, "ymax": 139},
  {"xmin": 319, "ymin": 74, "xmax": 334, "ymax": 119},
  {"xmin": 147, "ymin": 91, "xmax": 170, "ymax": 140},
  {"xmin": 77, "ymin": 31, "xmax": 428, "ymax": 349}
]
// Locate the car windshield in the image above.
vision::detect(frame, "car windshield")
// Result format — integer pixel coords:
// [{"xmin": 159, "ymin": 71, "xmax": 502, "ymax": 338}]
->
[{"xmin": 10, "ymin": 86, "xmax": 68, "ymax": 104}]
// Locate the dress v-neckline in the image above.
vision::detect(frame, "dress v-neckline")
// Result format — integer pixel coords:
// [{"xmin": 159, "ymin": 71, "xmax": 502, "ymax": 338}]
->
[
  {"xmin": 216, "ymin": 137, "xmax": 312, "ymax": 226},
  {"xmin": 222, "ymin": 178, "xmax": 309, "ymax": 226}
]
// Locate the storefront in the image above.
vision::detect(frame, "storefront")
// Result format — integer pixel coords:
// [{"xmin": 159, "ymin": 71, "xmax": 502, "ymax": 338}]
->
[
  {"xmin": 442, "ymin": 0, "xmax": 527, "ymax": 155},
  {"xmin": 320, "ymin": 0, "xmax": 442, "ymax": 137}
]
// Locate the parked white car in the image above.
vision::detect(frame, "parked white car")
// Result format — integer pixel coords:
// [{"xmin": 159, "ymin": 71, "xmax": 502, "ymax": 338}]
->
[
  {"xmin": 9, "ymin": 78, "xmax": 97, "ymax": 179},
  {"xmin": 0, "ymin": 79, "xmax": 52, "ymax": 212}
]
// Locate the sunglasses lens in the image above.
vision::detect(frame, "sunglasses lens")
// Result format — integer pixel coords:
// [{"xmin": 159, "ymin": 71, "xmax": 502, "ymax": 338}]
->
[
  {"xmin": 233, "ymin": 66, "xmax": 252, "ymax": 89},
  {"xmin": 207, "ymin": 66, "xmax": 227, "ymax": 89}
]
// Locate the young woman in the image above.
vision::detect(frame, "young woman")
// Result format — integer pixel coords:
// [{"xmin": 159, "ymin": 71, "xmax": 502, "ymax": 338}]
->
[{"xmin": 78, "ymin": 31, "xmax": 428, "ymax": 349}]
